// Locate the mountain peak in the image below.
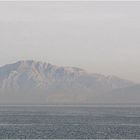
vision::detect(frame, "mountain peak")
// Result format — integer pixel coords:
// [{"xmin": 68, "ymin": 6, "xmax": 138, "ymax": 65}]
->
[{"xmin": 16, "ymin": 60, "xmax": 47, "ymax": 66}]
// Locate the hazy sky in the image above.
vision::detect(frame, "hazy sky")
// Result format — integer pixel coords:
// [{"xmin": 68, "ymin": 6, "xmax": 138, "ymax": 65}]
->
[{"xmin": 0, "ymin": 1, "xmax": 140, "ymax": 83}]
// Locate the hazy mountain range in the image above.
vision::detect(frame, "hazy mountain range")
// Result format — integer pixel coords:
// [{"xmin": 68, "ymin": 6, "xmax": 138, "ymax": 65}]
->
[{"xmin": 0, "ymin": 60, "xmax": 139, "ymax": 104}]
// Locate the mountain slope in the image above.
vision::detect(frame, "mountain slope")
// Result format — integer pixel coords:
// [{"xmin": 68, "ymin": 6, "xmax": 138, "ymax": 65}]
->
[
  {"xmin": 0, "ymin": 60, "xmax": 138, "ymax": 104},
  {"xmin": 104, "ymin": 85, "xmax": 140, "ymax": 104}
]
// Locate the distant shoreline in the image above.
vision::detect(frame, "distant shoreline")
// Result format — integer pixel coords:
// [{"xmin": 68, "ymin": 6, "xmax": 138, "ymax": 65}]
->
[{"xmin": 1, "ymin": 104, "xmax": 140, "ymax": 107}]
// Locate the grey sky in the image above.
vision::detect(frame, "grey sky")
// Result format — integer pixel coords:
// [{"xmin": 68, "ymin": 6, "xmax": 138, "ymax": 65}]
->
[{"xmin": 0, "ymin": 1, "xmax": 140, "ymax": 83}]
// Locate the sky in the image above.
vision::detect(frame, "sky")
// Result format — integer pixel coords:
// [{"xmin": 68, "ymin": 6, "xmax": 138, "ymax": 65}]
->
[{"xmin": 0, "ymin": 1, "xmax": 140, "ymax": 83}]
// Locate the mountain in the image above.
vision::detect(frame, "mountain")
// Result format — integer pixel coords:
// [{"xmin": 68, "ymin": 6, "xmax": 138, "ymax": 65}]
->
[{"xmin": 0, "ymin": 60, "xmax": 139, "ymax": 104}]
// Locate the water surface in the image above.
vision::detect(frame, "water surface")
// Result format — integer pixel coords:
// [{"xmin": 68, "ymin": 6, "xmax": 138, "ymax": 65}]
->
[{"xmin": 0, "ymin": 106, "xmax": 140, "ymax": 139}]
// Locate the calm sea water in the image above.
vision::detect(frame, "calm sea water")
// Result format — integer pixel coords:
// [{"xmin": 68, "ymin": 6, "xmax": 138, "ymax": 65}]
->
[{"xmin": 0, "ymin": 106, "xmax": 140, "ymax": 139}]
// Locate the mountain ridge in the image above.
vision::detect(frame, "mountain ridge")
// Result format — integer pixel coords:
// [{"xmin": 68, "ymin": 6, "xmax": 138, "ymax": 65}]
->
[{"xmin": 0, "ymin": 60, "xmax": 139, "ymax": 104}]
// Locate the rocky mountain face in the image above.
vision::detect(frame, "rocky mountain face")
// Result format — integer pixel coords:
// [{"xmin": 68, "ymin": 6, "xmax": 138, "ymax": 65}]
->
[{"xmin": 0, "ymin": 60, "xmax": 139, "ymax": 104}]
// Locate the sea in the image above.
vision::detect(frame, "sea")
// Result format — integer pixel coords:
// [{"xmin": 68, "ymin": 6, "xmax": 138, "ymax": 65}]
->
[{"xmin": 0, "ymin": 105, "xmax": 140, "ymax": 139}]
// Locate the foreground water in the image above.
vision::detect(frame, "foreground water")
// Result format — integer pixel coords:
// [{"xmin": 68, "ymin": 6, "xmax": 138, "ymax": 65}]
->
[{"xmin": 0, "ymin": 106, "xmax": 140, "ymax": 139}]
